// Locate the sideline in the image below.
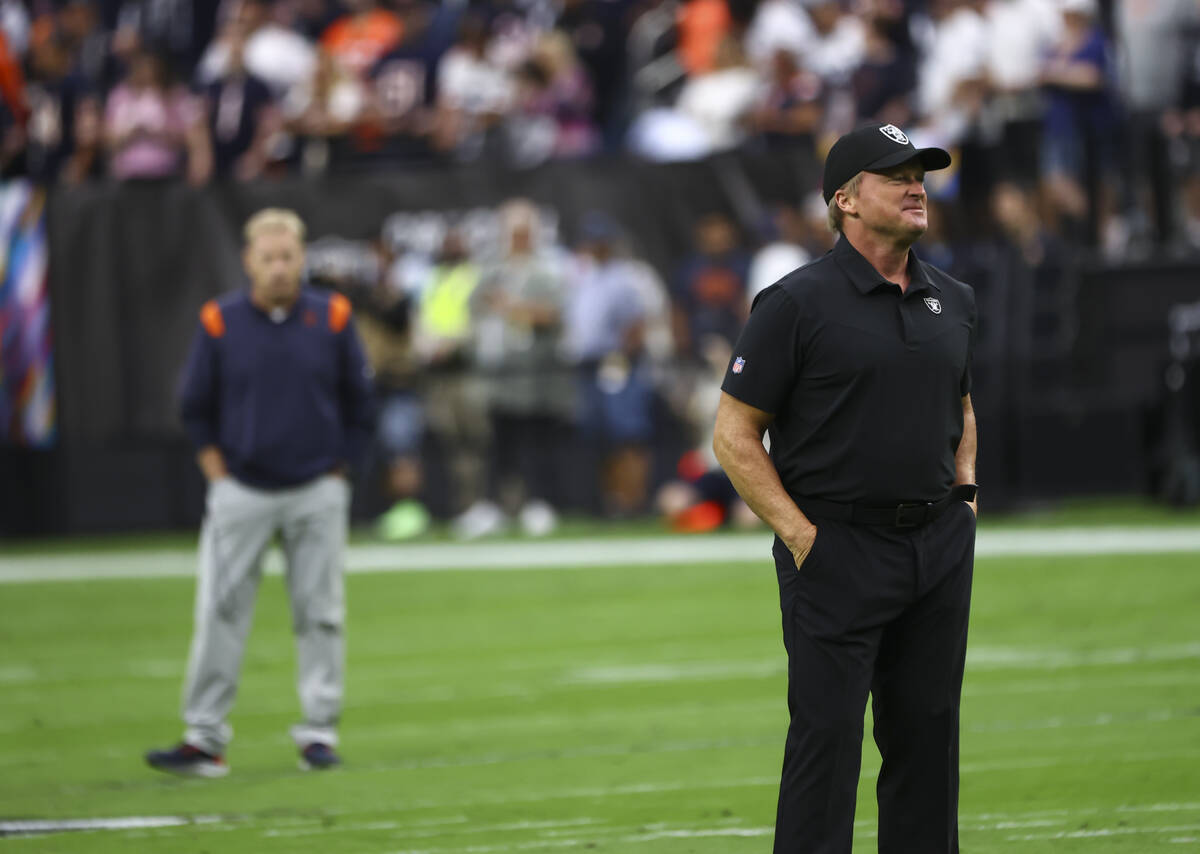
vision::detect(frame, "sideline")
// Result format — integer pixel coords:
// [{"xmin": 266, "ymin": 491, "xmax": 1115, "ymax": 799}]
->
[{"xmin": 2, "ymin": 527, "xmax": 1200, "ymax": 584}]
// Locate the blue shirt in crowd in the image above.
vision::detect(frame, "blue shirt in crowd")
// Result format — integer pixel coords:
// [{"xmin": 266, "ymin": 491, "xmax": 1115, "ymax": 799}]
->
[{"xmin": 179, "ymin": 287, "xmax": 375, "ymax": 490}]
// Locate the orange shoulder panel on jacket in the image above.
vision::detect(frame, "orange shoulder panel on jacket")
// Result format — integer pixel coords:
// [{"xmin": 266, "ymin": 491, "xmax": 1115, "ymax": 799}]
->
[
  {"xmin": 328, "ymin": 293, "xmax": 352, "ymax": 332},
  {"xmin": 199, "ymin": 300, "xmax": 225, "ymax": 338}
]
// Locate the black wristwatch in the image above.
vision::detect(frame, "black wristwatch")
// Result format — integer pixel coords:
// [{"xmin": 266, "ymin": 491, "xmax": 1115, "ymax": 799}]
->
[{"xmin": 957, "ymin": 484, "xmax": 978, "ymax": 502}]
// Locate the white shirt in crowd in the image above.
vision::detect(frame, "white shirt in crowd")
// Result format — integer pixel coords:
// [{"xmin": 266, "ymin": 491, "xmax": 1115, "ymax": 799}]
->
[
  {"xmin": 1115, "ymin": 0, "xmax": 1200, "ymax": 111},
  {"xmin": 198, "ymin": 25, "xmax": 316, "ymax": 97},
  {"xmin": 985, "ymin": 0, "xmax": 1062, "ymax": 93},
  {"xmin": 916, "ymin": 2, "xmax": 988, "ymax": 142},
  {"xmin": 745, "ymin": 0, "xmax": 816, "ymax": 70},
  {"xmin": 437, "ymin": 47, "xmax": 514, "ymax": 114},
  {"xmin": 676, "ymin": 65, "xmax": 764, "ymax": 153},
  {"xmin": 806, "ymin": 11, "xmax": 867, "ymax": 84}
]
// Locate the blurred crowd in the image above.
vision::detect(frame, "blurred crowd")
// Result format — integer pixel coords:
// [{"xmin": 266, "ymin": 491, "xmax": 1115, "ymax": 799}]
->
[
  {"xmin": 2, "ymin": 0, "xmax": 1200, "ymax": 255},
  {"xmin": 7, "ymin": 0, "xmax": 1200, "ymax": 530},
  {"xmin": 313, "ymin": 197, "xmax": 832, "ymax": 538}
]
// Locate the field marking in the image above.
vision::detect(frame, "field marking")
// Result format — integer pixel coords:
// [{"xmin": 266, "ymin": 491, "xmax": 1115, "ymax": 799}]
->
[
  {"xmin": 0, "ymin": 815, "xmax": 223, "ymax": 837},
  {"xmin": 10, "ymin": 802, "xmax": 1199, "ymax": 844},
  {"xmin": 559, "ymin": 642, "xmax": 1200, "ymax": 688},
  {"xmin": 3, "ymin": 644, "xmax": 1194, "ymax": 694},
  {"xmin": 3, "ymin": 526, "xmax": 1200, "ymax": 584},
  {"xmin": 1006, "ymin": 824, "xmax": 1200, "ymax": 841}
]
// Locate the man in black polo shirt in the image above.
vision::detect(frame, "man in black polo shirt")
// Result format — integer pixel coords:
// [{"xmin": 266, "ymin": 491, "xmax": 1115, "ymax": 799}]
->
[{"xmin": 713, "ymin": 123, "xmax": 978, "ymax": 853}]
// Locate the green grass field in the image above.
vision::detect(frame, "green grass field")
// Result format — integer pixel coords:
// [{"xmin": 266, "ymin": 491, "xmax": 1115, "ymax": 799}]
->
[{"xmin": 2, "ymin": 508, "xmax": 1200, "ymax": 852}]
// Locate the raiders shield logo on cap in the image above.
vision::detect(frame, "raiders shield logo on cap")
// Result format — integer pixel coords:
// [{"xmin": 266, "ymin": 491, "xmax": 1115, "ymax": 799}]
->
[{"xmin": 879, "ymin": 124, "xmax": 909, "ymax": 145}]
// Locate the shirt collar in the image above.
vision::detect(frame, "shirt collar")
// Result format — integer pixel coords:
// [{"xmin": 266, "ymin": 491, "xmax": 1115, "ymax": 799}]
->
[{"xmin": 832, "ymin": 235, "xmax": 939, "ymax": 295}]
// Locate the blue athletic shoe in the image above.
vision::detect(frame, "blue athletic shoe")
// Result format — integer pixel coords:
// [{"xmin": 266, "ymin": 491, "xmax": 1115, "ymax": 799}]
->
[
  {"xmin": 145, "ymin": 743, "xmax": 229, "ymax": 778},
  {"xmin": 298, "ymin": 742, "xmax": 341, "ymax": 771}
]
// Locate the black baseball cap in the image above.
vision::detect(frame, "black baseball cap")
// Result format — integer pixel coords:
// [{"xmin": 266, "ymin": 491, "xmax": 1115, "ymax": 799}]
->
[{"xmin": 822, "ymin": 124, "xmax": 951, "ymax": 204}]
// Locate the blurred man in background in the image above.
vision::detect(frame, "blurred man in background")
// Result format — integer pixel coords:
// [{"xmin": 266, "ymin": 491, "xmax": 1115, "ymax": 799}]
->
[
  {"xmin": 565, "ymin": 210, "xmax": 653, "ymax": 517},
  {"xmin": 146, "ymin": 208, "xmax": 373, "ymax": 776},
  {"xmin": 475, "ymin": 198, "xmax": 572, "ymax": 535},
  {"xmin": 414, "ymin": 226, "xmax": 498, "ymax": 537}
]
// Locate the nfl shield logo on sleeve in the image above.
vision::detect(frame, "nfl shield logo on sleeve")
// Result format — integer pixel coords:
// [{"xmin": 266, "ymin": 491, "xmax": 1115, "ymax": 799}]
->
[{"xmin": 732, "ymin": 356, "xmax": 745, "ymax": 374}]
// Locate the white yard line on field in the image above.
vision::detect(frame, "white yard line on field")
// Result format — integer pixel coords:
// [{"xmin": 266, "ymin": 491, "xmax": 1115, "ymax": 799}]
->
[
  {"xmin": 8, "ymin": 801, "xmax": 1199, "ymax": 844},
  {"xmin": 556, "ymin": 642, "xmax": 1200, "ymax": 688},
  {"xmin": 2, "ymin": 526, "xmax": 1200, "ymax": 584},
  {"xmin": 1005, "ymin": 824, "xmax": 1200, "ymax": 841},
  {"xmin": 0, "ymin": 815, "xmax": 224, "ymax": 837}
]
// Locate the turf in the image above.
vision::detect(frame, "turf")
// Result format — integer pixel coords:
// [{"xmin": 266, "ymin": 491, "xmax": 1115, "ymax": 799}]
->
[{"xmin": 2, "ymin": 526, "xmax": 1199, "ymax": 852}]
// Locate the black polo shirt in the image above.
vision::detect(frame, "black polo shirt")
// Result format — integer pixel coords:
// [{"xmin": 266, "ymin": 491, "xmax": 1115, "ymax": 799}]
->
[{"xmin": 721, "ymin": 235, "xmax": 976, "ymax": 505}]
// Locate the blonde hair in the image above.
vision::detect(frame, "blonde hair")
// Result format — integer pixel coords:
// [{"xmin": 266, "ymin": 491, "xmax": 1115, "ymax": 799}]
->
[
  {"xmin": 499, "ymin": 197, "xmax": 540, "ymax": 234},
  {"xmin": 243, "ymin": 208, "xmax": 306, "ymax": 245},
  {"xmin": 826, "ymin": 173, "xmax": 864, "ymax": 234}
]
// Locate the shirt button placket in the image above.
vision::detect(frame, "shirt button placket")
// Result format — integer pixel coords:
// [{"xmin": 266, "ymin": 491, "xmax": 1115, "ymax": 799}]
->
[{"xmin": 900, "ymin": 295, "xmax": 915, "ymax": 347}]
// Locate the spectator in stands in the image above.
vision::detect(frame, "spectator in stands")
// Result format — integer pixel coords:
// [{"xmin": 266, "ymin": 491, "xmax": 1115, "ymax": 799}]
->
[
  {"xmin": 474, "ymin": 0, "xmax": 547, "ymax": 72},
  {"xmin": 474, "ymin": 199, "xmax": 573, "ymax": 535},
  {"xmin": 506, "ymin": 30, "xmax": 598, "ymax": 165},
  {"xmin": 672, "ymin": 211, "xmax": 751, "ymax": 360},
  {"xmin": 637, "ymin": 34, "xmax": 762, "ymax": 159},
  {"xmin": 804, "ymin": 0, "xmax": 867, "ymax": 87},
  {"xmin": 197, "ymin": 0, "xmax": 315, "ymax": 100},
  {"xmin": 916, "ymin": 0, "xmax": 988, "ymax": 148},
  {"xmin": 103, "ymin": 45, "xmax": 212, "ymax": 184},
  {"xmin": 556, "ymin": 0, "xmax": 626, "ymax": 144},
  {"xmin": 747, "ymin": 47, "xmax": 825, "ymax": 153},
  {"xmin": 675, "ymin": 0, "xmax": 732, "ymax": 76},
  {"xmin": 1039, "ymin": 0, "xmax": 1122, "ymax": 251},
  {"xmin": 852, "ymin": 13, "xmax": 917, "ymax": 128},
  {"xmin": 0, "ymin": 24, "xmax": 23, "ymax": 176},
  {"xmin": 413, "ymin": 228, "xmax": 498, "ymax": 537},
  {"xmin": 24, "ymin": 30, "xmax": 100, "ymax": 184},
  {"xmin": 1114, "ymin": 0, "xmax": 1198, "ymax": 248},
  {"xmin": 982, "ymin": 0, "xmax": 1060, "ymax": 185},
  {"xmin": 283, "ymin": 47, "xmax": 365, "ymax": 174},
  {"xmin": 364, "ymin": 2, "xmax": 460, "ymax": 165},
  {"xmin": 320, "ymin": 0, "xmax": 404, "ymax": 81},
  {"xmin": 431, "ymin": 11, "xmax": 512, "ymax": 161},
  {"xmin": 564, "ymin": 211, "xmax": 654, "ymax": 517},
  {"xmin": 200, "ymin": 25, "xmax": 280, "ymax": 180},
  {"xmin": 745, "ymin": 0, "xmax": 816, "ymax": 72}
]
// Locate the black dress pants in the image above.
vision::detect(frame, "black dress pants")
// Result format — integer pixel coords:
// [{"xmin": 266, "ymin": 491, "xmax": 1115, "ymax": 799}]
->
[{"xmin": 771, "ymin": 501, "xmax": 977, "ymax": 854}]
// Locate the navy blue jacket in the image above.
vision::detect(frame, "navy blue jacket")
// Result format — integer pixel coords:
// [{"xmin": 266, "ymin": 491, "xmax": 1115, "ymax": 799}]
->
[{"xmin": 179, "ymin": 288, "xmax": 375, "ymax": 490}]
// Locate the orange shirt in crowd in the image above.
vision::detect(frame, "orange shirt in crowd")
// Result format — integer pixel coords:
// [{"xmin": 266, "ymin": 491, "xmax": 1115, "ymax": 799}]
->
[
  {"xmin": 320, "ymin": 9, "xmax": 404, "ymax": 79},
  {"xmin": 0, "ymin": 31, "xmax": 26, "ymax": 125},
  {"xmin": 676, "ymin": 0, "xmax": 732, "ymax": 75}
]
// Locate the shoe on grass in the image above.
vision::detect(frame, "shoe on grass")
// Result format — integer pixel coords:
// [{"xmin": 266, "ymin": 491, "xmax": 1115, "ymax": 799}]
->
[
  {"xmin": 299, "ymin": 742, "xmax": 341, "ymax": 771},
  {"xmin": 145, "ymin": 743, "xmax": 229, "ymax": 778}
]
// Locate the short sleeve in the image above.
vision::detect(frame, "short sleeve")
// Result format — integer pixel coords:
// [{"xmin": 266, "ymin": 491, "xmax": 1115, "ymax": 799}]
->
[{"xmin": 720, "ymin": 285, "xmax": 801, "ymax": 415}]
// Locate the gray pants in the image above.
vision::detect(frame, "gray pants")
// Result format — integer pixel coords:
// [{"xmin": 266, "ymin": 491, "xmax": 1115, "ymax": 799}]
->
[{"xmin": 181, "ymin": 475, "xmax": 348, "ymax": 755}]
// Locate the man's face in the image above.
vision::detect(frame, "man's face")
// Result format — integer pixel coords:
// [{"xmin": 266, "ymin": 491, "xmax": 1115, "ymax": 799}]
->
[
  {"xmin": 845, "ymin": 161, "xmax": 928, "ymax": 242},
  {"xmin": 245, "ymin": 228, "xmax": 305, "ymax": 305}
]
